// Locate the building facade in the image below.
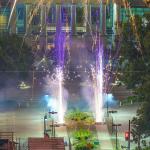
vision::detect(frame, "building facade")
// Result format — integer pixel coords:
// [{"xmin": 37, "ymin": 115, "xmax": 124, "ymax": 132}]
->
[{"xmin": 0, "ymin": 0, "xmax": 149, "ymax": 49}]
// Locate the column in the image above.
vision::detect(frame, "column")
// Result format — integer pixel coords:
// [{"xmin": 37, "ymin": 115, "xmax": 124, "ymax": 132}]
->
[
  {"xmin": 56, "ymin": 4, "xmax": 61, "ymax": 32},
  {"xmin": 100, "ymin": 3, "xmax": 103, "ymax": 33},
  {"xmin": 116, "ymin": 4, "xmax": 121, "ymax": 35},
  {"xmin": 102, "ymin": 3, "xmax": 106, "ymax": 35},
  {"xmin": 26, "ymin": 3, "xmax": 34, "ymax": 35},
  {"xmin": 84, "ymin": 3, "xmax": 88, "ymax": 32},
  {"xmin": 41, "ymin": 3, "xmax": 46, "ymax": 34},
  {"xmin": 9, "ymin": 6, "xmax": 16, "ymax": 34},
  {"xmin": 86, "ymin": 4, "xmax": 91, "ymax": 34},
  {"xmin": 113, "ymin": 3, "xmax": 117, "ymax": 35},
  {"xmin": 71, "ymin": 4, "xmax": 76, "ymax": 35},
  {"xmin": 39, "ymin": 3, "xmax": 46, "ymax": 51}
]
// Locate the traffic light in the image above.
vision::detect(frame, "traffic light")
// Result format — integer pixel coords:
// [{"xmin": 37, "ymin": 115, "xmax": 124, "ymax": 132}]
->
[{"xmin": 125, "ymin": 131, "xmax": 130, "ymax": 141}]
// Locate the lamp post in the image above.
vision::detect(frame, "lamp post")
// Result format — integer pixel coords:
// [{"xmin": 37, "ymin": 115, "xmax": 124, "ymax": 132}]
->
[
  {"xmin": 108, "ymin": 110, "xmax": 117, "ymax": 133},
  {"xmin": 106, "ymin": 93, "xmax": 109, "ymax": 117},
  {"xmin": 48, "ymin": 111, "xmax": 58, "ymax": 137},
  {"xmin": 112, "ymin": 123, "xmax": 122, "ymax": 150},
  {"xmin": 49, "ymin": 123, "xmax": 60, "ymax": 137},
  {"xmin": 128, "ymin": 120, "xmax": 131, "ymax": 150},
  {"xmin": 44, "ymin": 114, "xmax": 47, "ymax": 135}
]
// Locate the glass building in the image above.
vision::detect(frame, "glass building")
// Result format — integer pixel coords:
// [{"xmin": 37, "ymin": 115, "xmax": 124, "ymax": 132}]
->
[
  {"xmin": 16, "ymin": 4, "xmax": 26, "ymax": 34},
  {"xmin": 0, "ymin": 0, "xmax": 11, "ymax": 33},
  {"xmin": 0, "ymin": 0, "xmax": 149, "ymax": 36},
  {"xmin": 120, "ymin": 7, "xmax": 150, "ymax": 23}
]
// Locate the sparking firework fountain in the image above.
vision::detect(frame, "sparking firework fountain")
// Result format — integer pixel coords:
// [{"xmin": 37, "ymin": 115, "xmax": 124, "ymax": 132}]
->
[
  {"xmin": 95, "ymin": 39, "xmax": 104, "ymax": 123},
  {"xmin": 91, "ymin": 36, "xmax": 104, "ymax": 123},
  {"xmin": 56, "ymin": 67, "xmax": 64, "ymax": 124},
  {"xmin": 55, "ymin": 33, "xmax": 66, "ymax": 124},
  {"xmin": 55, "ymin": 11, "xmax": 67, "ymax": 123}
]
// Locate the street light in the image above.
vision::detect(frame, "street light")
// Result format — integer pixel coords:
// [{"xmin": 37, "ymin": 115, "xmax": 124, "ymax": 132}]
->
[
  {"xmin": 44, "ymin": 114, "xmax": 47, "ymax": 135},
  {"xmin": 112, "ymin": 123, "xmax": 122, "ymax": 150},
  {"xmin": 108, "ymin": 110, "xmax": 117, "ymax": 114},
  {"xmin": 106, "ymin": 93, "xmax": 109, "ymax": 117},
  {"xmin": 49, "ymin": 123, "xmax": 60, "ymax": 137},
  {"xmin": 48, "ymin": 111, "xmax": 58, "ymax": 137},
  {"xmin": 48, "ymin": 111, "xmax": 57, "ymax": 115},
  {"xmin": 108, "ymin": 110, "xmax": 117, "ymax": 134}
]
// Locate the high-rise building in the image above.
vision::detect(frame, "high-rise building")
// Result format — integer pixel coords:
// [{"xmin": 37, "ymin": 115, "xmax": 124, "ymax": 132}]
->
[
  {"xmin": 0, "ymin": 0, "xmax": 12, "ymax": 33},
  {"xmin": 0, "ymin": 0, "xmax": 149, "ymax": 48}
]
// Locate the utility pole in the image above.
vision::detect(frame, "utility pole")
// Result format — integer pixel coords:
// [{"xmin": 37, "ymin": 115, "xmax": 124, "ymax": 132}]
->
[
  {"xmin": 128, "ymin": 120, "xmax": 131, "ymax": 150},
  {"xmin": 113, "ymin": 123, "xmax": 122, "ymax": 150}
]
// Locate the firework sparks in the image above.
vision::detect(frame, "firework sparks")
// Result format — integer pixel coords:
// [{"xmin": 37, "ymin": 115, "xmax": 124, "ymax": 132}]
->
[
  {"xmin": 7, "ymin": 0, "xmax": 17, "ymax": 28},
  {"xmin": 56, "ymin": 67, "xmax": 64, "ymax": 124}
]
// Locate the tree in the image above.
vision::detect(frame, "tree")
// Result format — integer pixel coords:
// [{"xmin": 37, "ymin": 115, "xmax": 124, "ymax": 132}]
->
[
  {"xmin": 65, "ymin": 110, "xmax": 95, "ymax": 130},
  {"xmin": 65, "ymin": 110, "xmax": 99, "ymax": 150},
  {"xmin": 118, "ymin": 13, "xmax": 150, "ymax": 148},
  {"xmin": 119, "ymin": 14, "xmax": 150, "ymax": 89},
  {"xmin": 0, "ymin": 34, "xmax": 33, "ymax": 80},
  {"xmin": 72, "ymin": 129, "xmax": 97, "ymax": 150}
]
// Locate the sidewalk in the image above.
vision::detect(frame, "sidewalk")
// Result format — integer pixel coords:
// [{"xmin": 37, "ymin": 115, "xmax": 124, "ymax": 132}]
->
[{"xmin": 96, "ymin": 123, "xmax": 114, "ymax": 150}]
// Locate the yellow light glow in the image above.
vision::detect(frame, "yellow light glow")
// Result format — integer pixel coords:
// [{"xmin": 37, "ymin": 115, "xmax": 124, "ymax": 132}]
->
[{"xmin": 0, "ymin": 15, "xmax": 7, "ymax": 28}]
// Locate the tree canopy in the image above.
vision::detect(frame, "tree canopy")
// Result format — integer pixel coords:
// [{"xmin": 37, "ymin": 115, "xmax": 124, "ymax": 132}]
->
[
  {"xmin": 119, "ymin": 13, "xmax": 150, "ymax": 148},
  {"xmin": 65, "ymin": 110, "xmax": 98, "ymax": 150},
  {"xmin": 0, "ymin": 34, "xmax": 33, "ymax": 78},
  {"xmin": 119, "ymin": 13, "xmax": 150, "ymax": 89}
]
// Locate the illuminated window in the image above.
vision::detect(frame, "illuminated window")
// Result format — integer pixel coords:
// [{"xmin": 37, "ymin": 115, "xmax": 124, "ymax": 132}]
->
[
  {"xmin": 61, "ymin": 6, "xmax": 71, "ymax": 26},
  {"xmin": 91, "ymin": 6, "xmax": 100, "ymax": 25},
  {"xmin": 0, "ymin": 8, "xmax": 10, "ymax": 32},
  {"xmin": 31, "ymin": 6, "xmax": 41, "ymax": 26},
  {"xmin": 47, "ymin": 6, "xmax": 56, "ymax": 24},
  {"xmin": 16, "ymin": 4, "xmax": 26, "ymax": 34},
  {"xmin": 76, "ymin": 6, "xmax": 84, "ymax": 25},
  {"xmin": 106, "ymin": 4, "xmax": 113, "ymax": 34}
]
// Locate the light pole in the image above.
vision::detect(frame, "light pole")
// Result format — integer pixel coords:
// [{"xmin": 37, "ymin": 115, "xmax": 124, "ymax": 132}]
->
[
  {"xmin": 128, "ymin": 120, "xmax": 131, "ymax": 150},
  {"xmin": 44, "ymin": 114, "xmax": 47, "ymax": 135},
  {"xmin": 108, "ymin": 110, "xmax": 117, "ymax": 133},
  {"xmin": 106, "ymin": 93, "xmax": 109, "ymax": 117},
  {"xmin": 48, "ymin": 111, "xmax": 58, "ymax": 137},
  {"xmin": 113, "ymin": 123, "xmax": 122, "ymax": 150},
  {"xmin": 49, "ymin": 123, "xmax": 60, "ymax": 137}
]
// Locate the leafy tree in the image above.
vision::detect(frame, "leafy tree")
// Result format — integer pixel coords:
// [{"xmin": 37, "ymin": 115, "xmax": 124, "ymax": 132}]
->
[
  {"xmin": 65, "ymin": 110, "xmax": 95, "ymax": 130},
  {"xmin": 141, "ymin": 147, "xmax": 150, "ymax": 150},
  {"xmin": 72, "ymin": 129, "xmax": 97, "ymax": 150},
  {"xmin": 119, "ymin": 14, "xmax": 150, "ymax": 89},
  {"xmin": 0, "ymin": 34, "xmax": 33, "ymax": 80},
  {"xmin": 118, "ymin": 13, "xmax": 150, "ymax": 148},
  {"xmin": 65, "ymin": 110, "xmax": 99, "ymax": 150}
]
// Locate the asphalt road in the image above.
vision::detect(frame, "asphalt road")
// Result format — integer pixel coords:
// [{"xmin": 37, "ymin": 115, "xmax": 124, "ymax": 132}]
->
[{"xmin": 0, "ymin": 103, "xmax": 139, "ymax": 149}]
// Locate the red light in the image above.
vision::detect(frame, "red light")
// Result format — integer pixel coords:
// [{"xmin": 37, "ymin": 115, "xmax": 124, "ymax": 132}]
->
[{"xmin": 125, "ymin": 132, "xmax": 129, "ymax": 141}]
